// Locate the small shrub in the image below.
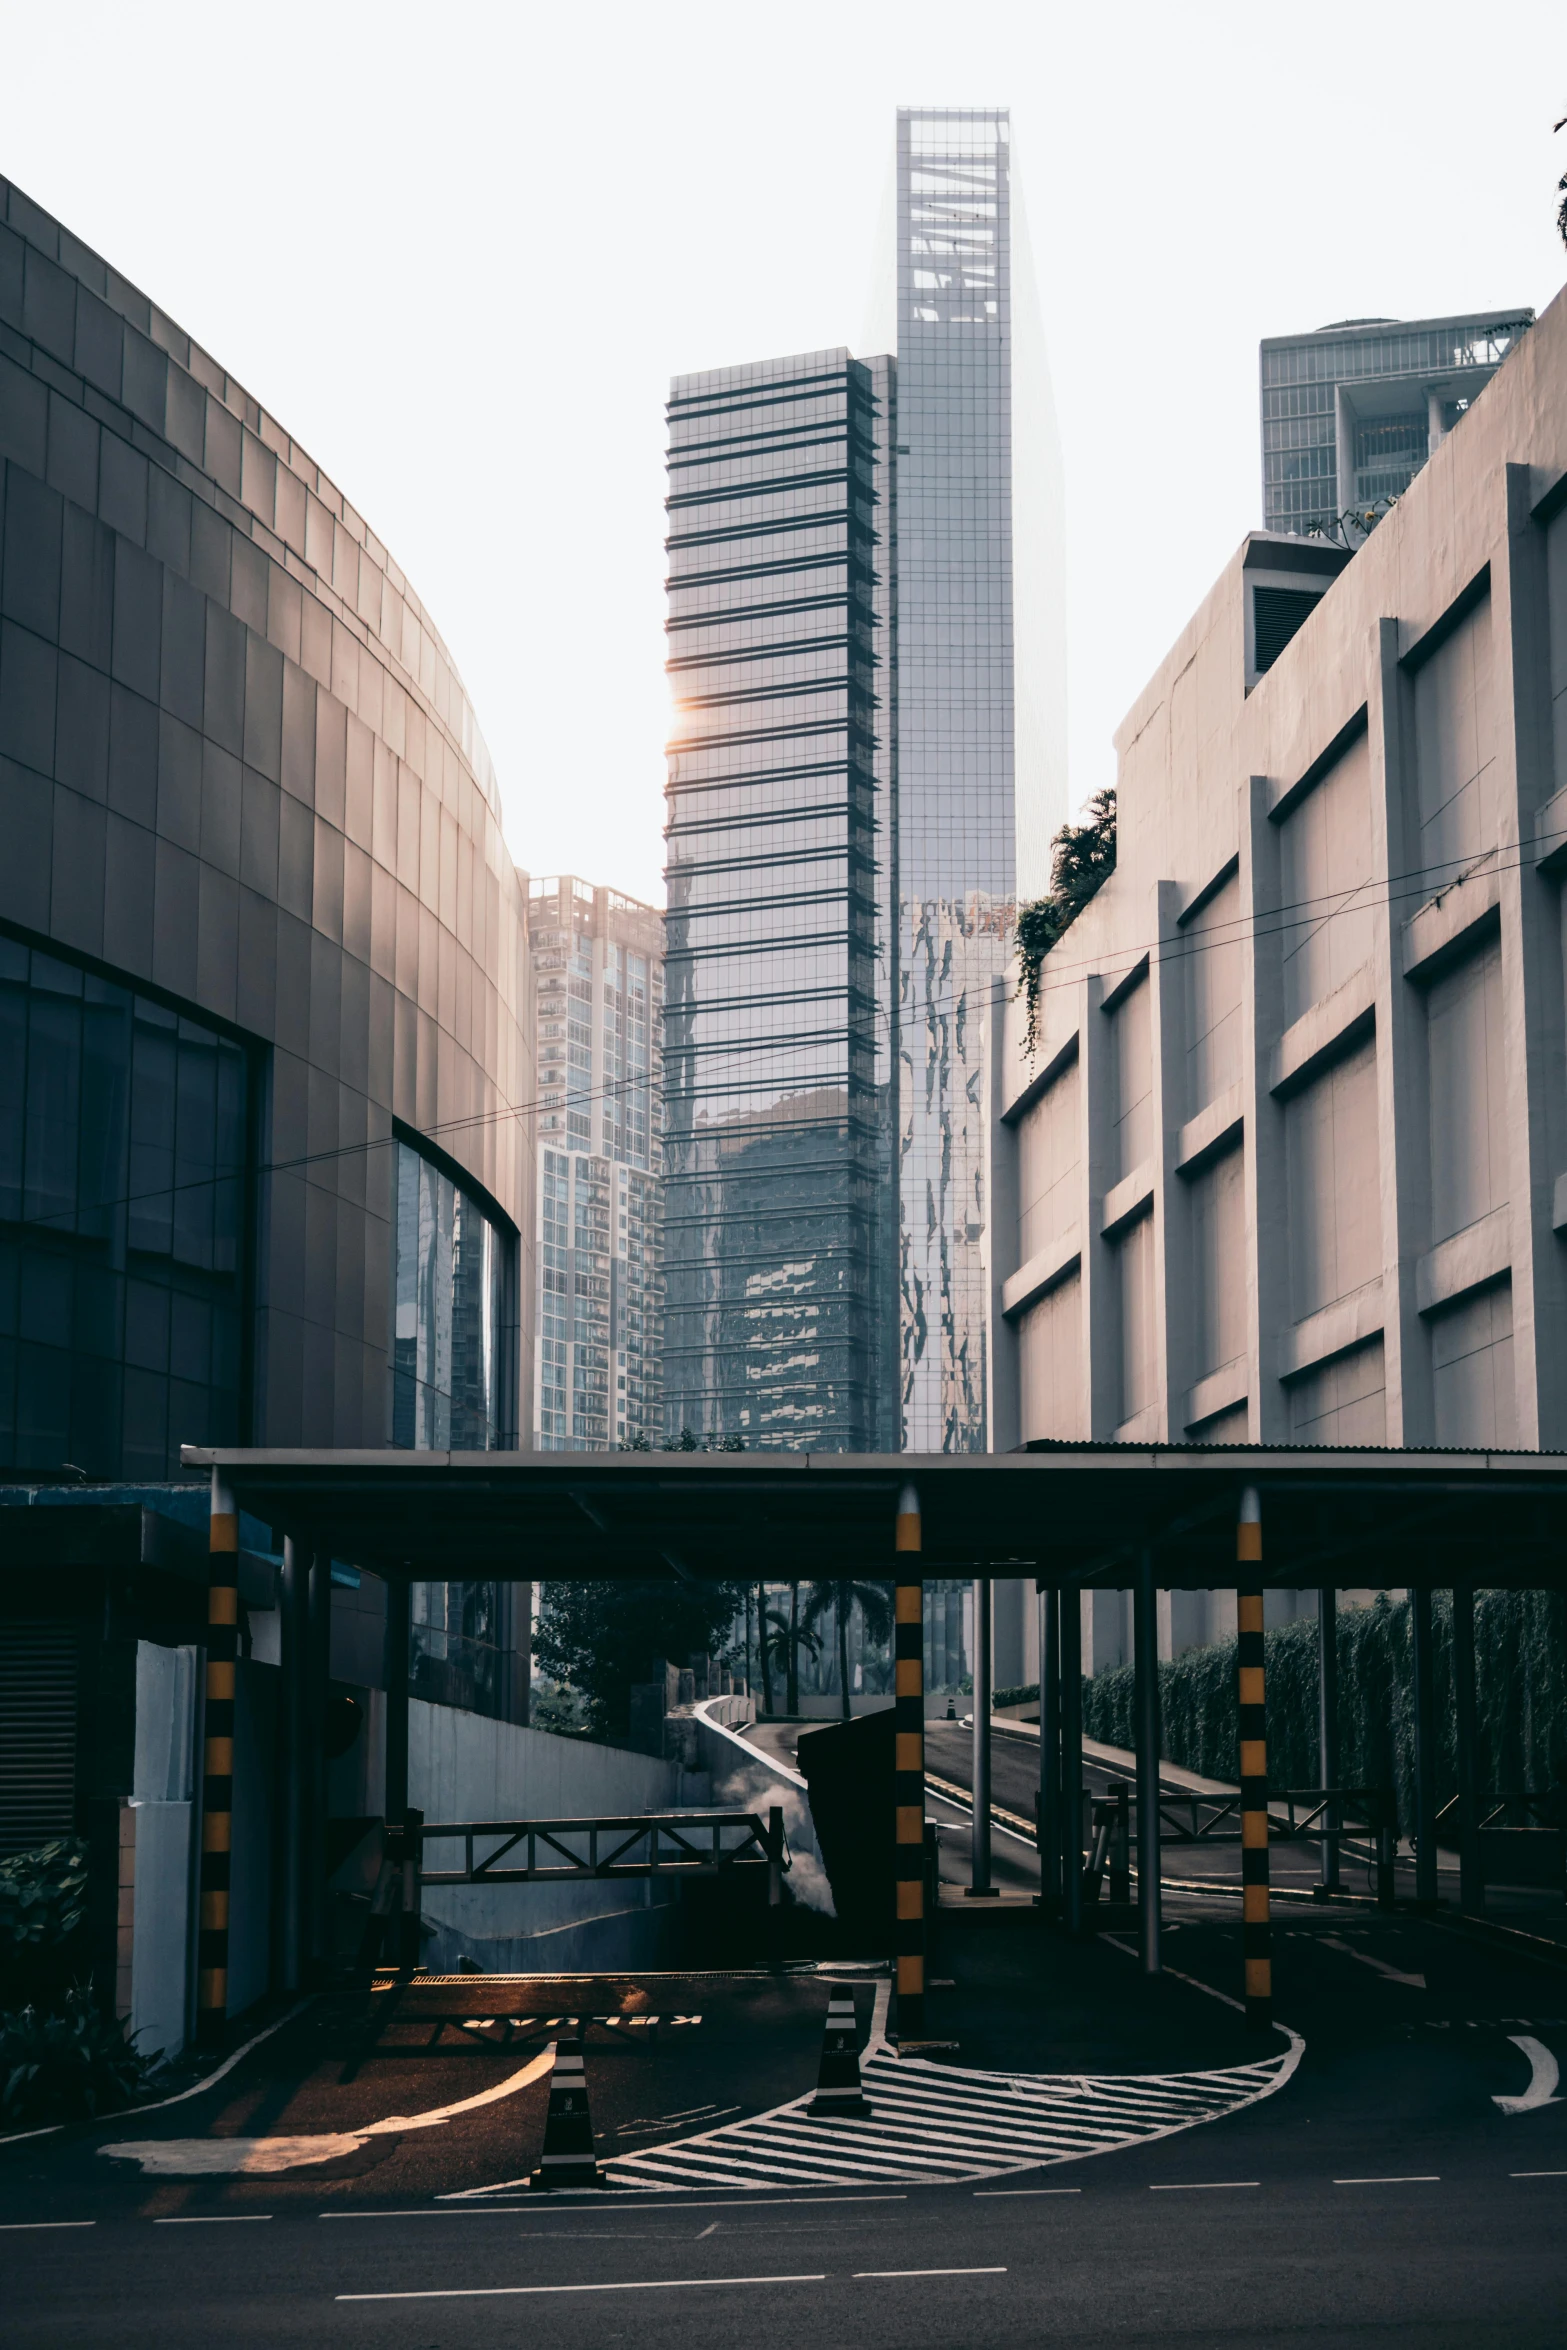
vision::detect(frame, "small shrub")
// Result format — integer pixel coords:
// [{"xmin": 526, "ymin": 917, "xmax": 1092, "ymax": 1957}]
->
[{"xmin": 0, "ymin": 1989, "xmax": 152, "ymax": 2126}]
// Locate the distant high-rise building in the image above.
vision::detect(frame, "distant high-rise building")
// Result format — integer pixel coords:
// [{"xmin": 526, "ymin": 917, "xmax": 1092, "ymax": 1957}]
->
[
  {"xmin": 1260, "ymin": 310, "xmax": 1533, "ymax": 541},
  {"xmin": 528, "ymin": 877, "xmax": 664, "ymax": 1450},
  {"xmin": 661, "ymin": 353, "xmax": 897, "ymax": 1449},
  {"xmin": 661, "ymin": 105, "xmax": 1064, "ymax": 1453}
]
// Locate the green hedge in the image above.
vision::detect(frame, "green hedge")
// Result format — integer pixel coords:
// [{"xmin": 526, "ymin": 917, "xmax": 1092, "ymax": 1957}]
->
[{"xmin": 1080, "ymin": 1590, "xmax": 1567, "ymax": 1824}]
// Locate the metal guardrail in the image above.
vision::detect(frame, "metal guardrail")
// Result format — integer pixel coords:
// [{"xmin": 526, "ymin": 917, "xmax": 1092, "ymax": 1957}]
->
[{"xmin": 418, "ymin": 1809, "xmax": 790, "ymax": 1889}]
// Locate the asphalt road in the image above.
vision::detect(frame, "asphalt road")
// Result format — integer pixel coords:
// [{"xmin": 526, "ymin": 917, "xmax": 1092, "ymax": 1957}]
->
[{"xmin": 6, "ymin": 1906, "xmax": 1567, "ymax": 2345}]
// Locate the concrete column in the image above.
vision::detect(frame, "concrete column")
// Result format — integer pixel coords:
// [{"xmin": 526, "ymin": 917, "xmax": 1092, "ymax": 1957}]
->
[
  {"xmin": 1133, "ymin": 1550, "xmax": 1161, "ymax": 1973},
  {"xmin": 1239, "ymin": 773, "xmax": 1290, "ymax": 1440},
  {"xmin": 967, "ymin": 1578, "xmax": 996, "ymax": 1897},
  {"xmin": 1060, "ymin": 1578, "xmax": 1084, "ymax": 1937},
  {"xmin": 1492, "ymin": 463, "xmax": 1567, "ymax": 1446},
  {"xmin": 1452, "ymin": 1580, "xmax": 1484, "ymax": 1915},
  {"xmin": 1080, "ymin": 971, "xmax": 1119, "ymax": 1438},
  {"xmin": 1368, "ymin": 615, "xmax": 1433, "ymax": 1443},
  {"xmin": 1318, "ymin": 1587, "xmax": 1340, "ymax": 1891},
  {"xmin": 1411, "ymin": 1585, "xmax": 1438, "ymax": 1906},
  {"xmin": 1038, "ymin": 1587, "xmax": 1061, "ymax": 1909},
  {"xmin": 1150, "ymin": 879, "xmax": 1183, "ymax": 1440}
]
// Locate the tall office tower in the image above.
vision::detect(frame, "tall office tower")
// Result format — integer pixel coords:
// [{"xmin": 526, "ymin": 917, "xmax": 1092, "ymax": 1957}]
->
[
  {"xmin": 662, "ymin": 108, "xmax": 1063, "ymax": 1453},
  {"xmin": 528, "ymin": 877, "xmax": 665, "ymax": 1450},
  {"xmin": 1260, "ymin": 310, "xmax": 1533, "ymax": 541},
  {"xmin": 662, "ymin": 353, "xmax": 898, "ymax": 1448},
  {"xmin": 891, "ymin": 105, "xmax": 1064, "ymax": 1451}
]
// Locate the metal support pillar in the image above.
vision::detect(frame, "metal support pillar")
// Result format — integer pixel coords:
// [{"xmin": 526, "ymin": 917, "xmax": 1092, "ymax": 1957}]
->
[
  {"xmin": 1133, "ymin": 1550, "xmax": 1161, "ymax": 1973},
  {"xmin": 892, "ymin": 1485, "xmax": 926, "ymax": 2039},
  {"xmin": 967, "ymin": 1577, "xmax": 997, "ymax": 1896},
  {"xmin": 1037, "ymin": 1588, "xmax": 1061, "ymax": 1910},
  {"xmin": 1060, "ymin": 1584, "xmax": 1084, "ymax": 1937},
  {"xmin": 1317, "ymin": 1587, "xmax": 1339, "ymax": 1892},
  {"xmin": 1411, "ymin": 1585, "xmax": 1438, "ymax": 1906},
  {"xmin": 305, "ymin": 1550, "xmax": 332, "ymax": 1975},
  {"xmin": 1452, "ymin": 1581, "xmax": 1483, "ymax": 1914},
  {"xmin": 1236, "ymin": 1487, "xmax": 1272, "ymax": 2030},
  {"xmin": 197, "ymin": 1467, "xmax": 239, "ymax": 2041},
  {"xmin": 384, "ymin": 1575, "xmax": 411, "ymax": 1833},
  {"xmin": 277, "ymin": 1536, "xmax": 308, "ymax": 1993}
]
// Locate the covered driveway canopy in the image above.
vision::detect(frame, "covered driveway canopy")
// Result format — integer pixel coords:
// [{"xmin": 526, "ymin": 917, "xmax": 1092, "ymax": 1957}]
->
[{"xmin": 179, "ymin": 1442, "xmax": 1567, "ymax": 1592}]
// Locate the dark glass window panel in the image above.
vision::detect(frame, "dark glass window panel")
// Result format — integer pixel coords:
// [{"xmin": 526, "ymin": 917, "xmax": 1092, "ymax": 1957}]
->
[{"xmin": 0, "ymin": 937, "xmax": 250, "ymax": 1474}]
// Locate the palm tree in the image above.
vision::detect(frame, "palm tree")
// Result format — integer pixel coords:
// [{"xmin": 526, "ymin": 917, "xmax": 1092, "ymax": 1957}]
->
[
  {"xmin": 759, "ymin": 1585, "xmax": 819, "ymax": 1716},
  {"xmin": 805, "ymin": 1580, "xmax": 896, "ymax": 1722}
]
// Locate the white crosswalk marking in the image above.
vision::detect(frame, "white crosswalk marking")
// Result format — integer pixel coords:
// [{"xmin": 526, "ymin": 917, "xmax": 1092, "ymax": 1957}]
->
[{"xmin": 597, "ymin": 2036, "xmax": 1304, "ymax": 2192}]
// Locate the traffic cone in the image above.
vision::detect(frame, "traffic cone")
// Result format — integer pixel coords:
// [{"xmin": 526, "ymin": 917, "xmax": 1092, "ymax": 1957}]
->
[
  {"xmin": 808, "ymin": 1994, "xmax": 870, "ymax": 2118},
  {"xmin": 529, "ymin": 2032, "xmax": 601, "ymax": 2189}
]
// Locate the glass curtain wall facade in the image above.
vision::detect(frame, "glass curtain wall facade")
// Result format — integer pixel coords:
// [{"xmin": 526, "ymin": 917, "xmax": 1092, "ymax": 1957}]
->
[
  {"xmin": 895, "ymin": 106, "xmax": 1057, "ymax": 1451},
  {"xmin": 390, "ymin": 1133, "xmax": 523, "ymax": 1721},
  {"xmin": 1260, "ymin": 312, "xmax": 1534, "ymax": 538},
  {"xmin": 0, "ymin": 935, "xmax": 249, "ymax": 1476},
  {"xmin": 529, "ymin": 875, "xmax": 664, "ymax": 1450},
  {"xmin": 662, "ymin": 352, "xmax": 897, "ymax": 1448}
]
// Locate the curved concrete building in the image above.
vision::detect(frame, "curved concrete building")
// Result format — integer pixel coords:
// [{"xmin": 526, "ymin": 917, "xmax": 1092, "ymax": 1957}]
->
[{"xmin": 0, "ymin": 176, "xmax": 532, "ymax": 1474}]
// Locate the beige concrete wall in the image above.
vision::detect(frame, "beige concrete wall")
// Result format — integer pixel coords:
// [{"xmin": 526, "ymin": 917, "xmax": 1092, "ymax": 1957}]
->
[{"xmin": 993, "ymin": 274, "xmax": 1567, "ymax": 1652}]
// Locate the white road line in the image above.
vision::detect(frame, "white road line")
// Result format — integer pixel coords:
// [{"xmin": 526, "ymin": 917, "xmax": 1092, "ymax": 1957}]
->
[
  {"xmin": 854, "ymin": 2266, "xmax": 1007, "ymax": 2278},
  {"xmin": 974, "ymin": 2188, "xmax": 1081, "ymax": 2197},
  {"xmin": 337, "ymin": 2273, "xmax": 829, "ymax": 2301},
  {"xmin": 1318, "ymin": 1935, "xmax": 1426, "ymax": 1991},
  {"xmin": 1493, "ymin": 2036, "xmax": 1563, "ymax": 2115},
  {"xmin": 1510, "ymin": 2170, "xmax": 1567, "ymax": 2178},
  {"xmin": 1149, "ymin": 2181, "xmax": 1259, "ymax": 2191},
  {"xmin": 1333, "ymin": 2176, "xmax": 1439, "ymax": 2185},
  {"xmin": 153, "ymin": 2213, "xmax": 273, "ymax": 2223},
  {"xmin": 0, "ymin": 2219, "xmax": 96, "ymax": 2229}
]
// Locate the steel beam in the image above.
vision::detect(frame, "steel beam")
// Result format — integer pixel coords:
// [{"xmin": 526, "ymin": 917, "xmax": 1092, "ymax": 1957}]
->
[
  {"xmin": 1134, "ymin": 1550, "xmax": 1161, "ymax": 1973},
  {"xmin": 1452, "ymin": 1580, "xmax": 1483, "ymax": 1914},
  {"xmin": 1038, "ymin": 1587, "xmax": 1061, "ymax": 1909},
  {"xmin": 1411, "ymin": 1585, "xmax": 1438, "ymax": 1906},
  {"xmin": 1318, "ymin": 1586, "xmax": 1339, "ymax": 1891},
  {"xmin": 967, "ymin": 1577, "xmax": 996, "ymax": 1896},
  {"xmin": 1060, "ymin": 1585, "xmax": 1084, "ymax": 1937}
]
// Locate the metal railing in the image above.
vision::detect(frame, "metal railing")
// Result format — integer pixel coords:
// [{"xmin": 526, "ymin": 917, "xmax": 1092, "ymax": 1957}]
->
[{"xmin": 418, "ymin": 1809, "xmax": 790, "ymax": 1890}]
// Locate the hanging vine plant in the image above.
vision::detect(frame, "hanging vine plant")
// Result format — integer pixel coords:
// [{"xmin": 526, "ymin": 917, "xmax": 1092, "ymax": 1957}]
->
[{"xmin": 1016, "ymin": 788, "xmax": 1117, "ymax": 1057}]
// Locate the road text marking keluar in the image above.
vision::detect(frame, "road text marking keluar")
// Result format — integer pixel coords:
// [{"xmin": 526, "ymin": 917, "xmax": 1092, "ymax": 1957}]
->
[{"xmin": 337, "ymin": 2273, "xmax": 828, "ymax": 2301}]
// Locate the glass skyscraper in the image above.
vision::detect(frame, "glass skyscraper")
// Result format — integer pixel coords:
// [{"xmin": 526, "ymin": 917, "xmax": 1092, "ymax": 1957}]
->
[
  {"xmin": 662, "ymin": 353, "xmax": 896, "ymax": 1448},
  {"xmin": 662, "ymin": 108, "xmax": 1064, "ymax": 1453}
]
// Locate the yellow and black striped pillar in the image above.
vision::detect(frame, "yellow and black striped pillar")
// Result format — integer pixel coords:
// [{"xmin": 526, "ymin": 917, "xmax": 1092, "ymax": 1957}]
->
[
  {"xmin": 893, "ymin": 1482, "xmax": 925, "ymax": 2042},
  {"xmin": 198, "ymin": 1466, "xmax": 239, "ymax": 2041},
  {"xmin": 1236, "ymin": 1484, "xmax": 1271, "ymax": 2031}
]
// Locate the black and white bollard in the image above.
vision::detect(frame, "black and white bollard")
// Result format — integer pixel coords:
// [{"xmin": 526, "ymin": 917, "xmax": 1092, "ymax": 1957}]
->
[
  {"xmin": 529, "ymin": 2032, "xmax": 601, "ymax": 2189},
  {"xmin": 808, "ymin": 1994, "xmax": 870, "ymax": 2119}
]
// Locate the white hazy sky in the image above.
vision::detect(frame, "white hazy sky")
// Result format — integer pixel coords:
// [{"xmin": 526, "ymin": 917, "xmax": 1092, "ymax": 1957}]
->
[{"xmin": 2, "ymin": 2, "xmax": 1564, "ymax": 908}]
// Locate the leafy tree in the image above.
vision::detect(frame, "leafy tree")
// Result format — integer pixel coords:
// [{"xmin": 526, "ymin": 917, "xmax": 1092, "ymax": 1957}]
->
[
  {"xmin": 804, "ymin": 1579, "xmax": 896, "ymax": 1721},
  {"xmin": 759, "ymin": 1583, "xmax": 820, "ymax": 1714},
  {"xmin": 533, "ymin": 1577, "xmax": 743, "ymax": 1743},
  {"xmin": 1015, "ymin": 788, "xmax": 1116, "ymax": 1055}
]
